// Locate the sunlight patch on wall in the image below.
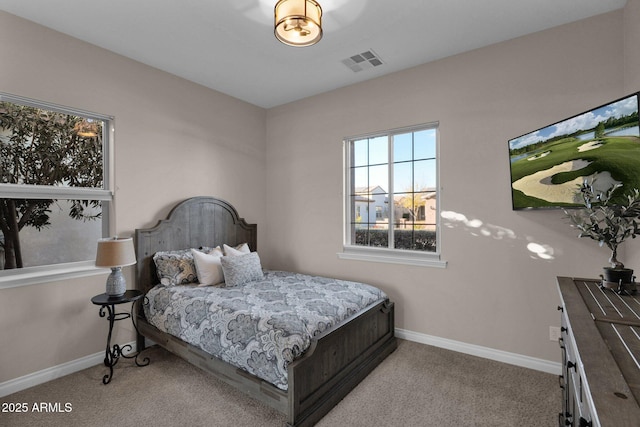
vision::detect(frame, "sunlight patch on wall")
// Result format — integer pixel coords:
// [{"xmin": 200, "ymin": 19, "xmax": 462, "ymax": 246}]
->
[
  {"xmin": 441, "ymin": 211, "xmax": 516, "ymax": 240},
  {"xmin": 441, "ymin": 210, "xmax": 555, "ymax": 260},
  {"xmin": 526, "ymin": 242, "xmax": 555, "ymax": 260}
]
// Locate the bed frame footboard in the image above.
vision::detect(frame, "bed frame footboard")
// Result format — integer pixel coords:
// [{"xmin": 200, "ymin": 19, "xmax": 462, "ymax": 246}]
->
[{"xmin": 287, "ymin": 299, "xmax": 396, "ymax": 426}]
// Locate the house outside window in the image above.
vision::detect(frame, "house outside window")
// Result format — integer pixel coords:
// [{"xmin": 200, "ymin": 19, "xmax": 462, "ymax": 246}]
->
[
  {"xmin": 0, "ymin": 93, "xmax": 113, "ymax": 287},
  {"xmin": 340, "ymin": 122, "xmax": 446, "ymax": 268}
]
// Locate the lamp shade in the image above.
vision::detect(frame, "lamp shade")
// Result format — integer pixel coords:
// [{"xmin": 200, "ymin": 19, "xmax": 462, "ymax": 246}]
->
[
  {"xmin": 95, "ymin": 237, "xmax": 136, "ymax": 268},
  {"xmin": 274, "ymin": 0, "xmax": 322, "ymax": 47}
]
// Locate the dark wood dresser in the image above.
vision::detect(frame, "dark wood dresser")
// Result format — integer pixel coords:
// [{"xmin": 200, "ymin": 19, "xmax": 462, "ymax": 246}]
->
[{"xmin": 557, "ymin": 277, "xmax": 640, "ymax": 426}]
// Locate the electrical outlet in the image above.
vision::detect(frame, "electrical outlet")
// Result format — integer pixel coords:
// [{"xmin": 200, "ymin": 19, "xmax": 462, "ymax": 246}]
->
[{"xmin": 549, "ymin": 326, "xmax": 562, "ymax": 341}]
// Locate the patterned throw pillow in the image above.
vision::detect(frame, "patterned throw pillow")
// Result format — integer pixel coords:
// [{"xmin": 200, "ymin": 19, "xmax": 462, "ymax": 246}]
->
[
  {"xmin": 153, "ymin": 247, "xmax": 218, "ymax": 286},
  {"xmin": 220, "ymin": 252, "xmax": 264, "ymax": 287}
]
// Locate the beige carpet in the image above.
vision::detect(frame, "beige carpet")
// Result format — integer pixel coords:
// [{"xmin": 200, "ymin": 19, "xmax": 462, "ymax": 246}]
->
[{"xmin": 3, "ymin": 339, "xmax": 559, "ymax": 426}]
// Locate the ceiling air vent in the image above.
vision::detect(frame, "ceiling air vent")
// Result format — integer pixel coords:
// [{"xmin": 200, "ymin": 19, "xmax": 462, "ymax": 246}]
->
[{"xmin": 341, "ymin": 50, "xmax": 384, "ymax": 73}]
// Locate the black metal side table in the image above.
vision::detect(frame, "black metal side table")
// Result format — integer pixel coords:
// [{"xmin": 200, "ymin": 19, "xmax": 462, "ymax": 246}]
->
[{"xmin": 91, "ymin": 290, "xmax": 150, "ymax": 384}]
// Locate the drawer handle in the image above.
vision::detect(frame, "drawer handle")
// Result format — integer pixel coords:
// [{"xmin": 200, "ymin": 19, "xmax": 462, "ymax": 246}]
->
[
  {"xmin": 579, "ymin": 417, "xmax": 592, "ymax": 427},
  {"xmin": 558, "ymin": 411, "xmax": 572, "ymax": 426},
  {"xmin": 558, "ymin": 374, "xmax": 565, "ymax": 389}
]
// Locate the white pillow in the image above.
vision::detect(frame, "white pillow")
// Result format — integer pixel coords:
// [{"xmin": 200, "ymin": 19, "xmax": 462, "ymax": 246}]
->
[
  {"xmin": 191, "ymin": 247, "xmax": 224, "ymax": 286},
  {"xmin": 223, "ymin": 243, "xmax": 250, "ymax": 256}
]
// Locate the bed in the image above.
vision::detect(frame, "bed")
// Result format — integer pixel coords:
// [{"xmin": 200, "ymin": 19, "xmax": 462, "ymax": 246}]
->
[{"xmin": 134, "ymin": 196, "xmax": 397, "ymax": 426}]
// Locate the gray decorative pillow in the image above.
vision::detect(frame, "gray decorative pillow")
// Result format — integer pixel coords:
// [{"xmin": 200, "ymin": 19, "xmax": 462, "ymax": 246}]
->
[{"xmin": 220, "ymin": 252, "xmax": 264, "ymax": 287}]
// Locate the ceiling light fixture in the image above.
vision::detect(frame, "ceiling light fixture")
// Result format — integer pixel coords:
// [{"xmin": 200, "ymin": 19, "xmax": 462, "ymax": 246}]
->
[{"xmin": 274, "ymin": 0, "xmax": 323, "ymax": 47}]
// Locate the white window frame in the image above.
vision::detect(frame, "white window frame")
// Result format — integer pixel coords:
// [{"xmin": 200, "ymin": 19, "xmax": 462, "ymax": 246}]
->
[
  {"xmin": 0, "ymin": 93, "xmax": 114, "ymax": 288},
  {"xmin": 339, "ymin": 122, "xmax": 447, "ymax": 268}
]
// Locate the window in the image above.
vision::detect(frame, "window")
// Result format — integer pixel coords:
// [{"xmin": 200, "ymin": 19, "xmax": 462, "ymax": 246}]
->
[
  {"xmin": 0, "ymin": 93, "xmax": 113, "ymax": 287},
  {"xmin": 340, "ymin": 122, "xmax": 446, "ymax": 267}
]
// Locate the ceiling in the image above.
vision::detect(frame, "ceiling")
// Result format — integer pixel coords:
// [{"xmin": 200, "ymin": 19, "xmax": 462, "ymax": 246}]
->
[{"xmin": 0, "ymin": 0, "xmax": 628, "ymax": 108}]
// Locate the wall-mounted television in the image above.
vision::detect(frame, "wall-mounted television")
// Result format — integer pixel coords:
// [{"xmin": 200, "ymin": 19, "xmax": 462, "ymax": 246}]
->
[{"xmin": 508, "ymin": 92, "xmax": 640, "ymax": 210}]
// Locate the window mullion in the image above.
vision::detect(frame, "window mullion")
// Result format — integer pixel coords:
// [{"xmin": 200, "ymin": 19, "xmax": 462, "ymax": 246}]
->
[
  {"xmin": 343, "ymin": 141, "xmax": 350, "ymax": 246},
  {"xmin": 388, "ymin": 135, "xmax": 394, "ymax": 249}
]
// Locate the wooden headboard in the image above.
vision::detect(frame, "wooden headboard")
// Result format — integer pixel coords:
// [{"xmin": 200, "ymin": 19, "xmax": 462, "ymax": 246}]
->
[{"xmin": 134, "ymin": 196, "xmax": 257, "ymax": 294}]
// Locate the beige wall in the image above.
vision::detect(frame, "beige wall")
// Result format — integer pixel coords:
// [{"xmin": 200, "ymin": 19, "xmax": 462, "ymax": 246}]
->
[
  {"xmin": 624, "ymin": 0, "xmax": 640, "ymax": 92},
  {"xmin": 264, "ymin": 9, "xmax": 631, "ymax": 363},
  {"xmin": 624, "ymin": 1, "xmax": 640, "ymax": 268},
  {"xmin": 0, "ymin": 11, "xmax": 266, "ymax": 383},
  {"xmin": 1, "ymin": 4, "xmax": 638, "ymax": 385}
]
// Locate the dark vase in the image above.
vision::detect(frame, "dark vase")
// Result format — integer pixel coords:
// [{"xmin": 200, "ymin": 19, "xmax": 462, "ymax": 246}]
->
[
  {"xmin": 603, "ymin": 267, "xmax": 634, "ymax": 283},
  {"xmin": 601, "ymin": 267, "xmax": 635, "ymax": 293}
]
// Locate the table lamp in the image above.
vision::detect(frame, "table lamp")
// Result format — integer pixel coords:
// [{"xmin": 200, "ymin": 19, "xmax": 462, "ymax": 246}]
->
[{"xmin": 95, "ymin": 237, "xmax": 136, "ymax": 297}]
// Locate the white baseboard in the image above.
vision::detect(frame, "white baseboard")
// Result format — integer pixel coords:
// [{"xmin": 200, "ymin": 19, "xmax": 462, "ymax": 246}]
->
[
  {"xmin": 1, "ymin": 330, "xmax": 561, "ymax": 398},
  {"xmin": 0, "ymin": 341, "xmax": 137, "ymax": 398},
  {"xmin": 396, "ymin": 328, "xmax": 562, "ymax": 375}
]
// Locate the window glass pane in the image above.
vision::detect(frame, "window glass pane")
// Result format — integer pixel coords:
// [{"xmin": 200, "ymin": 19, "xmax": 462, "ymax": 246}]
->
[
  {"xmin": 394, "ymin": 226, "xmax": 415, "ymax": 250},
  {"xmin": 414, "ymin": 159, "xmax": 437, "ymax": 191},
  {"xmin": 0, "ymin": 101, "xmax": 104, "ymax": 189},
  {"xmin": 352, "ymin": 199, "xmax": 370, "ymax": 225},
  {"xmin": 352, "ymin": 164, "xmax": 389, "ymax": 192},
  {"xmin": 353, "ymin": 138, "xmax": 368, "ymax": 167},
  {"xmin": 352, "ymin": 200, "xmax": 363, "ymax": 224},
  {"xmin": 368, "ymin": 136, "xmax": 388, "ymax": 165},
  {"xmin": 416, "ymin": 192, "xmax": 437, "ymax": 225},
  {"xmin": 393, "ymin": 132, "xmax": 413, "ymax": 162},
  {"xmin": 0, "ymin": 199, "xmax": 102, "ymax": 269},
  {"xmin": 393, "ymin": 161, "xmax": 413, "ymax": 194},
  {"xmin": 354, "ymin": 225, "xmax": 388, "ymax": 248},
  {"xmin": 393, "ymin": 224, "xmax": 437, "ymax": 251},
  {"xmin": 354, "ymin": 226, "xmax": 369, "ymax": 246},
  {"xmin": 353, "ymin": 187, "xmax": 388, "ymax": 224},
  {"xmin": 393, "ymin": 194, "xmax": 416, "ymax": 224},
  {"xmin": 368, "ymin": 164, "xmax": 388, "ymax": 190},
  {"xmin": 352, "ymin": 166, "xmax": 369, "ymax": 190},
  {"xmin": 351, "ymin": 185, "xmax": 389, "ymax": 249},
  {"xmin": 414, "ymin": 129, "xmax": 436, "ymax": 160}
]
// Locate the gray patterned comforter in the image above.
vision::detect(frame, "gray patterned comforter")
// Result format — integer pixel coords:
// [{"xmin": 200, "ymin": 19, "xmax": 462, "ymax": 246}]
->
[{"xmin": 143, "ymin": 270, "xmax": 387, "ymax": 390}]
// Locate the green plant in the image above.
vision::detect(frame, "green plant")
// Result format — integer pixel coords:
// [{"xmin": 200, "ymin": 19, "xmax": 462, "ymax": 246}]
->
[{"xmin": 565, "ymin": 179, "xmax": 640, "ymax": 268}]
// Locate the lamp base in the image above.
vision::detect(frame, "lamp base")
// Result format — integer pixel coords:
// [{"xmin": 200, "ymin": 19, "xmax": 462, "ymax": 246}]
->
[{"xmin": 106, "ymin": 267, "xmax": 126, "ymax": 297}]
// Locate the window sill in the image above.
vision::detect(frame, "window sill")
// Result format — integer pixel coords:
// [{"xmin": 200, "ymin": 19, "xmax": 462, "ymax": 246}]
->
[
  {"xmin": 0, "ymin": 262, "xmax": 107, "ymax": 290},
  {"xmin": 337, "ymin": 246, "xmax": 447, "ymax": 268}
]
